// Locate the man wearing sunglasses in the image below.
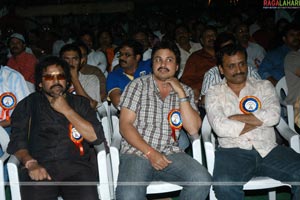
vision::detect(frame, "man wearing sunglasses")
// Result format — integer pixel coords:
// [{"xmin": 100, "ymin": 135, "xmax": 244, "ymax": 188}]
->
[
  {"xmin": 7, "ymin": 56, "xmax": 106, "ymax": 200},
  {"xmin": 106, "ymin": 40, "xmax": 152, "ymax": 109}
]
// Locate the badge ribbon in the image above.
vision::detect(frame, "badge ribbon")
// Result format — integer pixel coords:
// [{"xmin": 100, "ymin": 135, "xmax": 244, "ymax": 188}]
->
[
  {"xmin": 239, "ymin": 96, "xmax": 261, "ymax": 114},
  {"xmin": 168, "ymin": 109, "xmax": 183, "ymax": 141},
  {"xmin": 68, "ymin": 124, "xmax": 84, "ymax": 156},
  {"xmin": 0, "ymin": 92, "xmax": 17, "ymax": 121}
]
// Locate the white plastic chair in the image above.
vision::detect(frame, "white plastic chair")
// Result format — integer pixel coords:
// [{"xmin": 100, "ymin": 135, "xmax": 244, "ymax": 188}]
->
[
  {"xmin": 0, "ymin": 126, "xmax": 10, "ymax": 200},
  {"xmin": 202, "ymin": 115, "xmax": 299, "ymax": 200},
  {"xmin": 7, "ymin": 115, "xmax": 111, "ymax": 200},
  {"xmin": 275, "ymin": 76, "xmax": 295, "ymax": 132},
  {"xmin": 109, "ymin": 116, "xmax": 203, "ymax": 199}
]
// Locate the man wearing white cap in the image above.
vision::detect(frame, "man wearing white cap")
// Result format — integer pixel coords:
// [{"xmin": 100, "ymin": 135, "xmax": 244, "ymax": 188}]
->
[{"xmin": 7, "ymin": 33, "xmax": 37, "ymax": 84}]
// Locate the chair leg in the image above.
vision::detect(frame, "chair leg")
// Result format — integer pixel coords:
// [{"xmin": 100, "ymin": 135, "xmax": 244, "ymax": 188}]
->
[
  {"xmin": 210, "ymin": 186, "xmax": 217, "ymax": 200},
  {"xmin": 268, "ymin": 190, "xmax": 276, "ymax": 200}
]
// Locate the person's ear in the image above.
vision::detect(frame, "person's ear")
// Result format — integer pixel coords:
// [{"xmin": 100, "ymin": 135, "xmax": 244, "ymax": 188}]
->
[
  {"xmin": 135, "ymin": 54, "xmax": 141, "ymax": 61},
  {"xmin": 218, "ymin": 65, "xmax": 224, "ymax": 75}
]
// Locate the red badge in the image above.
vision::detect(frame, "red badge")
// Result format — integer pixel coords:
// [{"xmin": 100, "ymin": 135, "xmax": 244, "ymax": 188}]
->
[
  {"xmin": 168, "ymin": 109, "xmax": 183, "ymax": 141},
  {"xmin": 69, "ymin": 123, "xmax": 84, "ymax": 156}
]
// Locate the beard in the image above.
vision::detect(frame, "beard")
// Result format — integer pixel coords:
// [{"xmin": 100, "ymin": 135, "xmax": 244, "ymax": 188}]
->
[{"xmin": 44, "ymin": 84, "xmax": 66, "ymax": 98}]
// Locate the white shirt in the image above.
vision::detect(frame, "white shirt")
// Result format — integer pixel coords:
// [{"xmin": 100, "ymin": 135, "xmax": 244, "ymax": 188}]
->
[
  {"xmin": 176, "ymin": 41, "xmax": 202, "ymax": 78},
  {"xmin": 87, "ymin": 50, "xmax": 108, "ymax": 77},
  {"xmin": 246, "ymin": 42, "xmax": 266, "ymax": 68},
  {"xmin": 0, "ymin": 66, "xmax": 30, "ymax": 119},
  {"xmin": 205, "ymin": 77, "xmax": 280, "ymax": 157}
]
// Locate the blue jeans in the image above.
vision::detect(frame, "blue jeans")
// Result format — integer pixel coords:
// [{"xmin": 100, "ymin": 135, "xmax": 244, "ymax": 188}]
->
[
  {"xmin": 116, "ymin": 152, "xmax": 211, "ymax": 200},
  {"xmin": 213, "ymin": 146, "xmax": 300, "ymax": 200}
]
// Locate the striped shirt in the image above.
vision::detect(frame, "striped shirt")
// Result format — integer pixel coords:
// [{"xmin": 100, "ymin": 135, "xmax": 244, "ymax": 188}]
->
[{"xmin": 119, "ymin": 74, "xmax": 197, "ymax": 156}]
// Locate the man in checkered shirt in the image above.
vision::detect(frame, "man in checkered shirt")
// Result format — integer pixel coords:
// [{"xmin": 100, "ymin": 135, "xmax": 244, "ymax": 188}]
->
[{"xmin": 116, "ymin": 41, "xmax": 211, "ymax": 200}]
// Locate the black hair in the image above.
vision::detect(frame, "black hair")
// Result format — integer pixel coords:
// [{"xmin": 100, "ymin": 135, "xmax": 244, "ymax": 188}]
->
[
  {"xmin": 202, "ymin": 25, "xmax": 217, "ymax": 38},
  {"xmin": 216, "ymin": 44, "xmax": 247, "ymax": 67},
  {"xmin": 282, "ymin": 23, "xmax": 300, "ymax": 38},
  {"xmin": 151, "ymin": 40, "xmax": 181, "ymax": 65},
  {"xmin": 75, "ymin": 41, "xmax": 90, "ymax": 55},
  {"xmin": 35, "ymin": 56, "xmax": 71, "ymax": 91},
  {"xmin": 119, "ymin": 39, "xmax": 144, "ymax": 58},
  {"xmin": 214, "ymin": 32, "xmax": 237, "ymax": 53},
  {"xmin": 59, "ymin": 43, "xmax": 82, "ymax": 59}
]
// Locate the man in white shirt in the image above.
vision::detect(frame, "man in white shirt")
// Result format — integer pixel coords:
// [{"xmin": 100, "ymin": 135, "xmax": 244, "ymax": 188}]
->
[
  {"xmin": 60, "ymin": 43, "xmax": 101, "ymax": 109},
  {"xmin": 205, "ymin": 44, "xmax": 300, "ymax": 200},
  {"xmin": 79, "ymin": 31, "xmax": 108, "ymax": 77},
  {"xmin": 174, "ymin": 24, "xmax": 202, "ymax": 78}
]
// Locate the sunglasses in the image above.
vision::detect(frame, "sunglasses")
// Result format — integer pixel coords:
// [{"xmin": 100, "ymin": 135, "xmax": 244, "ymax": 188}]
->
[{"xmin": 42, "ymin": 74, "xmax": 66, "ymax": 81}]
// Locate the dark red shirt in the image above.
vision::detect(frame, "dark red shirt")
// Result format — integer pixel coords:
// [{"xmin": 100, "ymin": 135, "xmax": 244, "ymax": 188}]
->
[{"xmin": 7, "ymin": 51, "xmax": 37, "ymax": 84}]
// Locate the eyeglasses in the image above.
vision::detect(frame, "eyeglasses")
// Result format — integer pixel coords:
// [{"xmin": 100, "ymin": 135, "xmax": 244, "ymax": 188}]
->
[
  {"xmin": 42, "ymin": 74, "xmax": 66, "ymax": 81},
  {"xmin": 117, "ymin": 52, "xmax": 133, "ymax": 58}
]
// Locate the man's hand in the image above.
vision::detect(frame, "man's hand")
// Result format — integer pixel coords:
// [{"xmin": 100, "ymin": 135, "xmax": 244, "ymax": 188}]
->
[
  {"xmin": 70, "ymin": 65, "xmax": 79, "ymax": 80},
  {"xmin": 50, "ymin": 94, "xmax": 71, "ymax": 114},
  {"xmin": 146, "ymin": 149, "xmax": 172, "ymax": 171},
  {"xmin": 27, "ymin": 162, "xmax": 52, "ymax": 181},
  {"xmin": 165, "ymin": 77, "xmax": 185, "ymax": 96}
]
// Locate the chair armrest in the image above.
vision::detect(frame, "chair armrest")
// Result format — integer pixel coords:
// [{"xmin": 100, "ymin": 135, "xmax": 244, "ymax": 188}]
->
[
  {"xmin": 7, "ymin": 155, "xmax": 21, "ymax": 200},
  {"xmin": 276, "ymin": 118, "xmax": 300, "ymax": 153},
  {"xmin": 95, "ymin": 143, "xmax": 113, "ymax": 200},
  {"xmin": 189, "ymin": 135, "xmax": 202, "ymax": 165},
  {"xmin": 201, "ymin": 116, "xmax": 215, "ymax": 175},
  {"xmin": 0, "ymin": 152, "xmax": 9, "ymax": 163},
  {"xmin": 94, "ymin": 142, "xmax": 106, "ymax": 153}
]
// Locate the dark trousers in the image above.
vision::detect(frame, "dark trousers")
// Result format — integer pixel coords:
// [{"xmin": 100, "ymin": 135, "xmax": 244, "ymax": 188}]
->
[
  {"xmin": 20, "ymin": 160, "xmax": 99, "ymax": 200},
  {"xmin": 213, "ymin": 146, "xmax": 300, "ymax": 200}
]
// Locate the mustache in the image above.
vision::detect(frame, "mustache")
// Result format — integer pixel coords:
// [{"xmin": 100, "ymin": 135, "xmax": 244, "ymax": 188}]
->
[
  {"xmin": 158, "ymin": 67, "xmax": 169, "ymax": 71},
  {"xmin": 50, "ymin": 84, "xmax": 63, "ymax": 89},
  {"xmin": 233, "ymin": 72, "xmax": 246, "ymax": 77}
]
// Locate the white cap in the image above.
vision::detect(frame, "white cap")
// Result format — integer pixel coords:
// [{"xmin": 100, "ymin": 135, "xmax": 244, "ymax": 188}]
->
[{"xmin": 10, "ymin": 33, "xmax": 25, "ymax": 43}]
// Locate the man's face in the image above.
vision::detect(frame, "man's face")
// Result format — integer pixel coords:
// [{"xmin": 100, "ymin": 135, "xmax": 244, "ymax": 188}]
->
[
  {"xmin": 283, "ymin": 29, "xmax": 300, "ymax": 50},
  {"xmin": 133, "ymin": 32, "xmax": 149, "ymax": 51},
  {"xmin": 99, "ymin": 32, "xmax": 112, "ymax": 46},
  {"xmin": 9, "ymin": 38, "xmax": 26, "ymax": 56},
  {"xmin": 39, "ymin": 64, "xmax": 67, "ymax": 98},
  {"xmin": 235, "ymin": 25, "xmax": 250, "ymax": 44},
  {"xmin": 201, "ymin": 29, "xmax": 216, "ymax": 49},
  {"xmin": 62, "ymin": 50, "xmax": 81, "ymax": 71},
  {"xmin": 81, "ymin": 34, "xmax": 93, "ymax": 50},
  {"xmin": 175, "ymin": 27, "xmax": 190, "ymax": 44},
  {"xmin": 118, "ymin": 46, "xmax": 140, "ymax": 69},
  {"xmin": 152, "ymin": 49, "xmax": 178, "ymax": 81},
  {"xmin": 219, "ymin": 51, "xmax": 248, "ymax": 85}
]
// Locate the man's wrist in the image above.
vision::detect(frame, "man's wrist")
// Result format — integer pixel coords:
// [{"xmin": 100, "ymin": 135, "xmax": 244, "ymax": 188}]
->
[
  {"xmin": 179, "ymin": 96, "xmax": 190, "ymax": 103},
  {"xmin": 25, "ymin": 159, "xmax": 38, "ymax": 169}
]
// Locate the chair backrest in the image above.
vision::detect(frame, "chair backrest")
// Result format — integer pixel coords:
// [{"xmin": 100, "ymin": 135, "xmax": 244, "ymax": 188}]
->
[
  {"xmin": 275, "ymin": 76, "xmax": 288, "ymax": 105},
  {"xmin": 276, "ymin": 117, "xmax": 300, "ymax": 153},
  {"xmin": 275, "ymin": 76, "xmax": 296, "ymax": 132}
]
